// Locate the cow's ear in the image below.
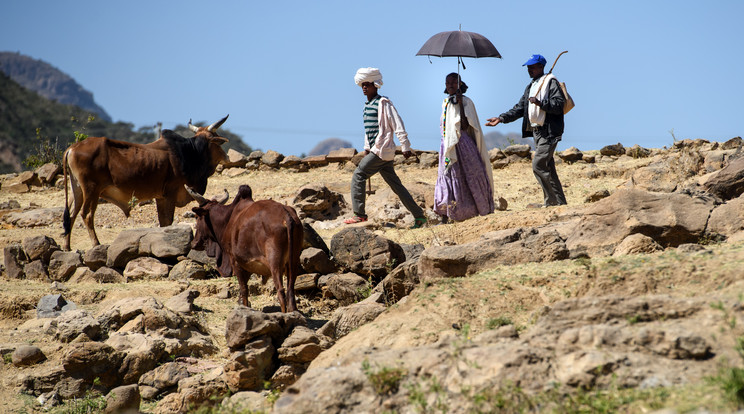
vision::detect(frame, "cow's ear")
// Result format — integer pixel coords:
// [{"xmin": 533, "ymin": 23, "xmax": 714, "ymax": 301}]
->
[
  {"xmin": 192, "ymin": 207, "xmax": 206, "ymax": 216},
  {"xmin": 210, "ymin": 136, "xmax": 229, "ymax": 145}
]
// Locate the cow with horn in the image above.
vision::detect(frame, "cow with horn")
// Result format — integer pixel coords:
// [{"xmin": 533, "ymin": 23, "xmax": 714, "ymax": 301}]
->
[
  {"xmin": 187, "ymin": 184, "xmax": 303, "ymax": 313},
  {"xmin": 62, "ymin": 115, "xmax": 230, "ymax": 250}
]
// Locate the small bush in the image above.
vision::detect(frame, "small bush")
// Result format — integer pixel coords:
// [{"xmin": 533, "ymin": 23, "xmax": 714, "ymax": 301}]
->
[
  {"xmin": 487, "ymin": 316, "xmax": 513, "ymax": 329},
  {"xmin": 362, "ymin": 359, "xmax": 407, "ymax": 396}
]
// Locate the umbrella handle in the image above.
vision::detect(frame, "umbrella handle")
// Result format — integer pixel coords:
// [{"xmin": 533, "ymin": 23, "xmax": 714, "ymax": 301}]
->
[{"xmin": 548, "ymin": 50, "xmax": 568, "ymax": 74}]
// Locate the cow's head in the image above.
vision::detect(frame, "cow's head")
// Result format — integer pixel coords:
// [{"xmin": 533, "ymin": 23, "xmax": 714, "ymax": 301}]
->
[
  {"xmin": 188, "ymin": 115, "xmax": 230, "ymax": 167},
  {"xmin": 186, "ymin": 186, "xmax": 229, "ymax": 251}
]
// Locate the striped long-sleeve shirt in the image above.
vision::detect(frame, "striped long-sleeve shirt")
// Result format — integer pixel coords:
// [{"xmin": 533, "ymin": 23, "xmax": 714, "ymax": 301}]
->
[
  {"xmin": 363, "ymin": 95, "xmax": 381, "ymax": 148},
  {"xmin": 361, "ymin": 95, "xmax": 411, "ymax": 161}
]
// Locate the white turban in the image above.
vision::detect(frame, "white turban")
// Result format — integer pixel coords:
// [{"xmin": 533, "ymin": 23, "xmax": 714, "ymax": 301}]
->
[{"xmin": 354, "ymin": 67, "xmax": 383, "ymax": 88}]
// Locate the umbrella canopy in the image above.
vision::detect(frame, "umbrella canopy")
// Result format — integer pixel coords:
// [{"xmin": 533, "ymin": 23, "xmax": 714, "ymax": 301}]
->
[{"xmin": 416, "ymin": 30, "xmax": 501, "ymax": 59}]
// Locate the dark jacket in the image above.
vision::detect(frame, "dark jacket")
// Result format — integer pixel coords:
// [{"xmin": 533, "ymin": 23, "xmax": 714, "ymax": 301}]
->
[{"xmin": 499, "ymin": 76, "xmax": 565, "ymax": 138}]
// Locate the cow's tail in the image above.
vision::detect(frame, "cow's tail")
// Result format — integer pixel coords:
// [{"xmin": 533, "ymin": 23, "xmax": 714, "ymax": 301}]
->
[
  {"xmin": 286, "ymin": 212, "xmax": 303, "ymax": 277},
  {"xmin": 62, "ymin": 148, "xmax": 71, "ymax": 236},
  {"xmin": 285, "ymin": 209, "xmax": 303, "ymax": 312}
]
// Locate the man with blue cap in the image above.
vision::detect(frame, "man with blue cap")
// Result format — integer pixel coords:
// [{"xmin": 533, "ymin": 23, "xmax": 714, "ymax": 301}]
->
[{"xmin": 485, "ymin": 54, "xmax": 567, "ymax": 207}]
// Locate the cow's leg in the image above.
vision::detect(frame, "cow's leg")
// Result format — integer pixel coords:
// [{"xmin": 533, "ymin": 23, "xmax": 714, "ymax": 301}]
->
[
  {"xmin": 285, "ymin": 262, "xmax": 298, "ymax": 313},
  {"xmin": 80, "ymin": 195, "xmax": 101, "ymax": 247},
  {"xmin": 270, "ymin": 262, "xmax": 287, "ymax": 313},
  {"xmin": 156, "ymin": 199, "xmax": 175, "ymax": 227},
  {"xmin": 233, "ymin": 264, "xmax": 251, "ymax": 307}
]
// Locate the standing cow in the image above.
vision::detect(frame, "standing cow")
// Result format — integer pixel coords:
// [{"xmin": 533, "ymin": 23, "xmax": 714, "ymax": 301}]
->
[
  {"xmin": 188, "ymin": 185, "xmax": 303, "ymax": 313},
  {"xmin": 62, "ymin": 115, "xmax": 230, "ymax": 250}
]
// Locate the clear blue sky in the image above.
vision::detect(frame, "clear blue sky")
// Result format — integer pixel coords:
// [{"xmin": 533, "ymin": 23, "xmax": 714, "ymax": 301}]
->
[{"xmin": 2, "ymin": 1, "xmax": 742, "ymax": 156}]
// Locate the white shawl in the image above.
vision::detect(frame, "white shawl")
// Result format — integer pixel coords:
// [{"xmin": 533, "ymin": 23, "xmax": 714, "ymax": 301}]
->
[
  {"xmin": 528, "ymin": 73, "xmax": 556, "ymax": 127},
  {"xmin": 441, "ymin": 95, "xmax": 494, "ymax": 191}
]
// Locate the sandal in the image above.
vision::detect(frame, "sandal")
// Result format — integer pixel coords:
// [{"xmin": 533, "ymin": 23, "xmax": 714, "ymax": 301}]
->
[
  {"xmin": 344, "ymin": 216, "xmax": 368, "ymax": 224},
  {"xmin": 411, "ymin": 217, "xmax": 427, "ymax": 229}
]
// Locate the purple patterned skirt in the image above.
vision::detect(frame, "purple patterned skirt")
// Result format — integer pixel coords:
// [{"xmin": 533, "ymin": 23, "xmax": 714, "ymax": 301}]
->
[{"xmin": 434, "ymin": 130, "xmax": 494, "ymax": 221}]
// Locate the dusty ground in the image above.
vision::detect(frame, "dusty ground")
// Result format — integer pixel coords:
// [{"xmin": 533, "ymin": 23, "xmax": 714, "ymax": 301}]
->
[{"xmin": 4, "ymin": 151, "xmax": 738, "ymax": 413}]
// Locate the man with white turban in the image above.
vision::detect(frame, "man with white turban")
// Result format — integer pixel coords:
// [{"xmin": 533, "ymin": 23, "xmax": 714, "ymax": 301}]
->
[{"xmin": 345, "ymin": 67, "xmax": 427, "ymax": 229}]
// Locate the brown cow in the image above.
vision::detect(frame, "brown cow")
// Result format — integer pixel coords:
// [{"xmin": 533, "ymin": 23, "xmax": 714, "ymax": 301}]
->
[
  {"xmin": 62, "ymin": 115, "xmax": 230, "ymax": 250},
  {"xmin": 187, "ymin": 185, "xmax": 303, "ymax": 313}
]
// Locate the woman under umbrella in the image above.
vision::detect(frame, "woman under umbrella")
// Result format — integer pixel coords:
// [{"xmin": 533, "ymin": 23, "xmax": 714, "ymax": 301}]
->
[{"xmin": 434, "ymin": 73, "xmax": 494, "ymax": 222}]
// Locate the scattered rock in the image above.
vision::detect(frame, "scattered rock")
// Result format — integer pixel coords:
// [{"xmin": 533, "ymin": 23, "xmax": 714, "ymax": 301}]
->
[
  {"xmin": 558, "ymin": 146, "xmax": 583, "ymax": 163},
  {"xmin": 169, "ymin": 259, "xmax": 210, "ymax": 280},
  {"xmin": 165, "ymin": 289, "xmax": 200, "ymax": 314},
  {"xmin": 37, "ymin": 294, "xmax": 76, "ymax": 318},
  {"xmin": 12, "ymin": 345, "xmax": 46, "ymax": 367},
  {"xmin": 104, "ymin": 384, "xmax": 140, "ymax": 414},
  {"xmin": 123, "ymin": 256, "xmax": 170, "ymax": 281},
  {"xmin": 292, "ymin": 185, "xmax": 347, "ymax": 220},
  {"xmin": 300, "ymin": 247, "xmax": 336, "ymax": 274},
  {"xmin": 600, "ymin": 143, "xmax": 625, "ymax": 156},
  {"xmin": 612, "ymin": 233, "xmax": 663, "ymax": 256}
]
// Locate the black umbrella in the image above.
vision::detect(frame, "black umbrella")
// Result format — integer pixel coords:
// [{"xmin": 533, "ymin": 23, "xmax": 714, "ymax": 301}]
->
[{"xmin": 416, "ymin": 28, "xmax": 501, "ymax": 71}]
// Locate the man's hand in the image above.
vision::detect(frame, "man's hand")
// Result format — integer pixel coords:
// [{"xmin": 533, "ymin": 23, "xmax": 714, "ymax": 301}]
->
[
  {"xmin": 528, "ymin": 97, "xmax": 542, "ymax": 106},
  {"xmin": 403, "ymin": 150, "xmax": 413, "ymax": 159},
  {"xmin": 485, "ymin": 117, "xmax": 502, "ymax": 127}
]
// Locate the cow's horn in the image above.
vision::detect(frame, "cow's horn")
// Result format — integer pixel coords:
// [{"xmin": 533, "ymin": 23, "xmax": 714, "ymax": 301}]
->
[
  {"xmin": 188, "ymin": 119, "xmax": 199, "ymax": 132},
  {"xmin": 207, "ymin": 114, "xmax": 229, "ymax": 132},
  {"xmin": 215, "ymin": 189, "xmax": 229, "ymax": 204},
  {"xmin": 185, "ymin": 185, "xmax": 208, "ymax": 206}
]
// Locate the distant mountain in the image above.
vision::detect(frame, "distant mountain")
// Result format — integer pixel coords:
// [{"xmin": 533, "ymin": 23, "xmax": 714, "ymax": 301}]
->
[
  {"xmin": 484, "ymin": 130, "xmax": 532, "ymax": 150},
  {"xmin": 309, "ymin": 138, "xmax": 355, "ymax": 156},
  {"xmin": 0, "ymin": 51, "xmax": 112, "ymax": 122},
  {"xmin": 0, "ymin": 71, "xmax": 252, "ymax": 174}
]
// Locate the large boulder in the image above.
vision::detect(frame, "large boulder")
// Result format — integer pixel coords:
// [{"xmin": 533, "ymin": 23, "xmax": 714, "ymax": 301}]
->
[
  {"xmin": 225, "ymin": 306, "xmax": 307, "ymax": 351},
  {"xmin": 61, "ymin": 342, "xmax": 125, "ymax": 389},
  {"xmin": 46, "ymin": 309, "xmax": 100, "ymax": 342},
  {"xmin": 97, "ymin": 296, "xmax": 217, "ymax": 358},
  {"xmin": 564, "ymin": 188, "xmax": 715, "ymax": 257},
  {"xmin": 419, "ymin": 228, "xmax": 569, "ymax": 280},
  {"xmin": 330, "ymin": 228, "xmax": 406, "ymax": 279},
  {"xmin": 703, "ymin": 155, "xmax": 744, "ymax": 201},
  {"xmin": 107, "ymin": 225, "xmax": 193, "ymax": 268}
]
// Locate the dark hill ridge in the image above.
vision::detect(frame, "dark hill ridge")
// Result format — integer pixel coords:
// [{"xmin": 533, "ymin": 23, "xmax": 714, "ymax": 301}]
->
[
  {"xmin": 0, "ymin": 71, "xmax": 252, "ymax": 174},
  {"xmin": 0, "ymin": 51, "xmax": 112, "ymax": 122}
]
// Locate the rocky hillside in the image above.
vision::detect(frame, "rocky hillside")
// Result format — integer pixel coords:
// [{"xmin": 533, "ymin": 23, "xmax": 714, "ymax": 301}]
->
[
  {"xmin": 0, "ymin": 52, "xmax": 112, "ymax": 122},
  {"xmin": 0, "ymin": 138, "xmax": 743, "ymax": 413}
]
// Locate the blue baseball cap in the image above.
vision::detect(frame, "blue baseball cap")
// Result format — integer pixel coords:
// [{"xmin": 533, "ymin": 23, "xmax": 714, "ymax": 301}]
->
[{"xmin": 522, "ymin": 54, "xmax": 547, "ymax": 66}]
